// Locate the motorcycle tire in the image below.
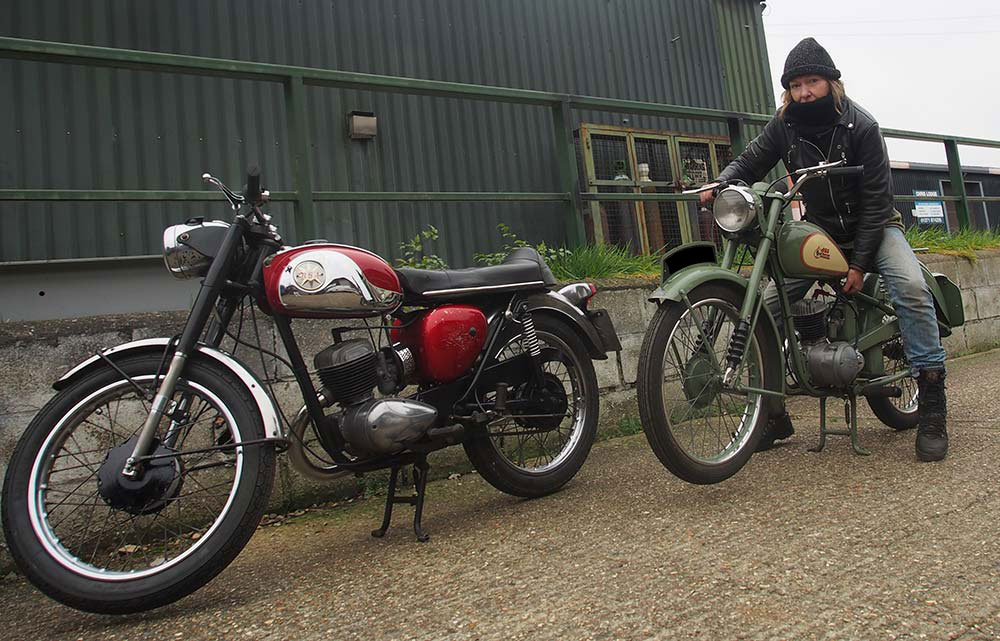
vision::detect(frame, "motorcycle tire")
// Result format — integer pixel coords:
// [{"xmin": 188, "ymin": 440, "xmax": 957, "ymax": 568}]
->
[
  {"xmin": 2, "ymin": 353, "xmax": 276, "ymax": 614},
  {"xmin": 464, "ymin": 314, "xmax": 599, "ymax": 498},
  {"xmin": 637, "ymin": 282, "xmax": 781, "ymax": 485}
]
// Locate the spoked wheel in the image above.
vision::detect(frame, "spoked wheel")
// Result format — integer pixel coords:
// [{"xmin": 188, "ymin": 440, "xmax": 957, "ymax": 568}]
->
[
  {"xmin": 865, "ymin": 277, "xmax": 919, "ymax": 431},
  {"xmin": 2, "ymin": 354, "xmax": 275, "ymax": 614},
  {"xmin": 867, "ymin": 338, "xmax": 919, "ymax": 431},
  {"xmin": 637, "ymin": 283, "xmax": 781, "ymax": 484},
  {"xmin": 464, "ymin": 314, "xmax": 599, "ymax": 498}
]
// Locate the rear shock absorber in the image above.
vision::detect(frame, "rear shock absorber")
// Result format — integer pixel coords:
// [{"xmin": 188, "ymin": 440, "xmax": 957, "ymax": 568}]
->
[
  {"xmin": 519, "ymin": 310, "xmax": 542, "ymax": 358},
  {"xmin": 723, "ymin": 319, "xmax": 751, "ymax": 386}
]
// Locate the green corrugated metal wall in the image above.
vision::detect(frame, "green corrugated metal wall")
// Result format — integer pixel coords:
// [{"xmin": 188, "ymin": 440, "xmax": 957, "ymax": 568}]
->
[{"xmin": 0, "ymin": 0, "xmax": 771, "ymax": 266}]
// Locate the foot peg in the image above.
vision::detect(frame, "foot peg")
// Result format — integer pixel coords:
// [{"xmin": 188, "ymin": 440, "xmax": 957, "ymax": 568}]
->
[{"xmin": 371, "ymin": 457, "xmax": 431, "ymax": 542}]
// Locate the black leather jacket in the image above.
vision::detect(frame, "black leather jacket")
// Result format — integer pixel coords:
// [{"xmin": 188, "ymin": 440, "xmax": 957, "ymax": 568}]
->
[{"xmin": 717, "ymin": 98, "xmax": 897, "ymax": 273}]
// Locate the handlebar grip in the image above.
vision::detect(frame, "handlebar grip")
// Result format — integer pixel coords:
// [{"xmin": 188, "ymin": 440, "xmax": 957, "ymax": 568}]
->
[
  {"xmin": 826, "ymin": 165, "xmax": 864, "ymax": 177},
  {"xmin": 245, "ymin": 166, "xmax": 261, "ymax": 203}
]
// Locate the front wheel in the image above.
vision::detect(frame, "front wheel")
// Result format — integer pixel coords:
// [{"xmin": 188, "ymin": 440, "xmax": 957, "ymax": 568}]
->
[
  {"xmin": 637, "ymin": 282, "xmax": 781, "ymax": 484},
  {"xmin": 2, "ymin": 353, "xmax": 276, "ymax": 614},
  {"xmin": 464, "ymin": 314, "xmax": 599, "ymax": 498}
]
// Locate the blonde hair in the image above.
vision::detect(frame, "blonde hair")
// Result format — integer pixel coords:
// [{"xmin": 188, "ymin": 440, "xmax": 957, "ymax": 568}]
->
[{"xmin": 778, "ymin": 78, "xmax": 845, "ymax": 119}]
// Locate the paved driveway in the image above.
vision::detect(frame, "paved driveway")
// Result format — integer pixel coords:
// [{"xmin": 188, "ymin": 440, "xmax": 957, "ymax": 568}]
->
[{"xmin": 3, "ymin": 350, "xmax": 1000, "ymax": 641}]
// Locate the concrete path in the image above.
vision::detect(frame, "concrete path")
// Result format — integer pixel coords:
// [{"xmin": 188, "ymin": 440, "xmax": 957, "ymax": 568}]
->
[{"xmin": 3, "ymin": 350, "xmax": 1000, "ymax": 641}]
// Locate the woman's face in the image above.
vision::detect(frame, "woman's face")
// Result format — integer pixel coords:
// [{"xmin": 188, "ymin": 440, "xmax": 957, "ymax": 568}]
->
[{"xmin": 788, "ymin": 75, "xmax": 831, "ymax": 103}]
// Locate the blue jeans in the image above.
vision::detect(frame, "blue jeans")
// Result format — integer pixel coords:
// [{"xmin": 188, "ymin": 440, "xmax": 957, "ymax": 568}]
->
[{"xmin": 763, "ymin": 226, "xmax": 946, "ymax": 373}]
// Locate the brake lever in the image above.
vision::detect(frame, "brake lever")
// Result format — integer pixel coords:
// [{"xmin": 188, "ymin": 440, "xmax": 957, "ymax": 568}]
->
[{"xmin": 201, "ymin": 173, "xmax": 246, "ymax": 210}]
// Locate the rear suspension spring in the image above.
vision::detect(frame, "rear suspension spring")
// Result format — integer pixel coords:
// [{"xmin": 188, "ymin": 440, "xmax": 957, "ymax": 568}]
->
[{"xmin": 520, "ymin": 311, "xmax": 542, "ymax": 358}]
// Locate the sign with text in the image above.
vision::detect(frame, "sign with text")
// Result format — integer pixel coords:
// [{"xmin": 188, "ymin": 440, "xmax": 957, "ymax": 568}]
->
[{"xmin": 913, "ymin": 190, "xmax": 945, "ymax": 226}]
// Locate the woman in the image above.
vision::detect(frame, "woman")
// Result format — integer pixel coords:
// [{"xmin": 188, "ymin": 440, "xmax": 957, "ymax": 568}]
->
[{"xmin": 701, "ymin": 37, "xmax": 948, "ymax": 461}]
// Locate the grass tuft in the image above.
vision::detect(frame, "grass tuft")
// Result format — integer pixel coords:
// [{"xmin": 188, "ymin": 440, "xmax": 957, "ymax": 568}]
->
[
  {"xmin": 904, "ymin": 227, "xmax": 1000, "ymax": 261},
  {"xmin": 547, "ymin": 244, "xmax": 659, "ymax": 280}
]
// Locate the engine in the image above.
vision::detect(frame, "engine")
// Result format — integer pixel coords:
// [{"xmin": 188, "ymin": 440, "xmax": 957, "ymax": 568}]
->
[
  {"xmin": 313, "ymin": 338, "xmax": 436, "ymax": 456},
  {"xmin": 791, "ymin": 299, "xmax": 864, "ymax": 389}
]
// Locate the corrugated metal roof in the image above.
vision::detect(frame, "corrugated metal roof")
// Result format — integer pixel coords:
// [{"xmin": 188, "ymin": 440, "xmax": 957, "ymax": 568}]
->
[{"xmin": 0, "ymin": 0, "xmax": 768, "ymax": 266}]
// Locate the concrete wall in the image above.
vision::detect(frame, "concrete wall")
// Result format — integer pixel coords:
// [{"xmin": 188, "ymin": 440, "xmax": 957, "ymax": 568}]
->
[{"xmin": 2, "ymin": 250, "xmax": 1000, "ymax": 572}]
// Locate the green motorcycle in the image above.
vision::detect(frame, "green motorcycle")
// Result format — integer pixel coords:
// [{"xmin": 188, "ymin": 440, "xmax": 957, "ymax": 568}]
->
[{"xmin": 636, "ymin": 160, "xmax": 964, "ymax": 484}]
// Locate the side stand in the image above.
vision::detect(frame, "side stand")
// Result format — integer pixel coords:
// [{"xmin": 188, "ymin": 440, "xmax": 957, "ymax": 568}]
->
[
  {"xmin": 809, "ymin": 395, "xmax": 870, "ymax": 456},
  {"xmin": 371, "ymin": 456, "xmax": 431, "ymax": 542}
]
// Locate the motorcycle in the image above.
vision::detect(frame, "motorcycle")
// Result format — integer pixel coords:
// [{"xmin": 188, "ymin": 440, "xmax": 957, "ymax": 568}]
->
[
  {"xmin": 1, "ymin": 168, "xmax": 620, "ymax": 614},
  {"xmin": 636, "ymin": 159, "xmax": 964, "ymax": 484}
]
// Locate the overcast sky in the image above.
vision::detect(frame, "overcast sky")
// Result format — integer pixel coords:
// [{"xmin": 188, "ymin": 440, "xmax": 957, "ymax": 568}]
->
[{"xmin": 760, "ymin": 0, "xmax": 1000, "ymax": 168}]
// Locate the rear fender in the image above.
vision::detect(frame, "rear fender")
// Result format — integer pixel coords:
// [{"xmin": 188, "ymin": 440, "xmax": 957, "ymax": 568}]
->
[
  {"xmin": 52, "ymin": 338, "xmax": 282, "ymax": 438},
  {"xmin": 523, "ymin": 291, "xmax": 614, "ymax": 359},
  {"xmin": 862, "ymin": 264, "xmax": 964, "ymax": 330}
]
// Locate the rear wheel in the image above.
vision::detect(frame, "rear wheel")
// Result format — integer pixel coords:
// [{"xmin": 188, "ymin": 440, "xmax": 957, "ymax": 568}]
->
[
  {"xmin": 637, "ymin": 283, "xmax": 781, "ymax": 484},
  {"xmin": 1, "ymin": 354, "xmax": 275, "ymax": 614},
  {"xmin": 464, "ymin": 314, "xmax": 599, "ymax": 498},
  {"xmin": 867, "ymin": 338, "xmax": 919, "ymax": 430},
  {"xmin": 865, "ymin": 277, "xmax": 919, "ymax": 431}
]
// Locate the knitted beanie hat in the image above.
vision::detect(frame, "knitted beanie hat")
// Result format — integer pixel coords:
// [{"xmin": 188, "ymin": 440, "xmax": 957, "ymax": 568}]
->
[{"xmin": 781, "ymin": 37, "xmax": 841, "ymax": 89}]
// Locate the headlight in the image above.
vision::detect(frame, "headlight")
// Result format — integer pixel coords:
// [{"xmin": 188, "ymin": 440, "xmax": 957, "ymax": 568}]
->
[
  {"xmin": 163, "ymin": 220, "xmax": 230, "ymax": 279},
  {"xmin": 713, "ymin": 187, "xmax": 759, "ymax": 233}
]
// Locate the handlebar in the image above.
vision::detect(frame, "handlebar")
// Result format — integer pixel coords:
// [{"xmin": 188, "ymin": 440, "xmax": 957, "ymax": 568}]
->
[
  {"xmin": 245, "ymin": 166, "xmax": 262, "ymax": 204},
  {"xmin": 825, "ymin": 165, "xmax": 864, "ymax": 177}
]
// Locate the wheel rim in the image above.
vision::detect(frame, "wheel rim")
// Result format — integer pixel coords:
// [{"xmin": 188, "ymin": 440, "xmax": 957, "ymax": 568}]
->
[
  {"xmin": 884, "ymin": 338, "xmax": 918, "ymax": 414},
  {"xmin": 657, "ymin": 299, "xmax": 764, "ymax": 465},
  {"xmin": 481, "ymin": 330, "xmax": 587, "ymax": 474},
  {"xmin": 27, "ymin": 375, "xmax": 244, "ymax": 581}
]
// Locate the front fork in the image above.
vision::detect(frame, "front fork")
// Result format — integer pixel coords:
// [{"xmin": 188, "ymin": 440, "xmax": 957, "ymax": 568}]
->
[
  {"xmin": 718, "ymin": 236, "xmax": 773, "ymax": 389},
  {"xmin": 122, "ymin": 218, "xmax": 248, "ymax": 478}
]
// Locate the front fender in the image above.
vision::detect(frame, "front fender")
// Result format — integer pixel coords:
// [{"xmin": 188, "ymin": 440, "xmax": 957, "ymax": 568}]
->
[
  {"xmin": 53, "ymin": 338, "xmax": 282, "ymax": 439},
  {"xmin": 649, "ymin": 264, "xmax": 782, "ymax": 356}
]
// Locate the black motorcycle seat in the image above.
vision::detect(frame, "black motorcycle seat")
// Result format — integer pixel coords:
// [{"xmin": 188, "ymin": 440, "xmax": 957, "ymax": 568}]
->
[{"xmin": 395, "ymin": 247, "xmax": 557, "ymax": 300}]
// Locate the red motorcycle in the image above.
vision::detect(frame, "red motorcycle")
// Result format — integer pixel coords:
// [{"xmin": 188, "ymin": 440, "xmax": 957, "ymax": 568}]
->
[{"xmin": 1, "ymin": 169, "xmax": 620, "ymax": 613}]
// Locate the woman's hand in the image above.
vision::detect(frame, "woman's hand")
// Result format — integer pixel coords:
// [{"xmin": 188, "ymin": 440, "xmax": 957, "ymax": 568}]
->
[{"xmin": 841, "ymin": 267, "xmax": 865, "ymax": 295}]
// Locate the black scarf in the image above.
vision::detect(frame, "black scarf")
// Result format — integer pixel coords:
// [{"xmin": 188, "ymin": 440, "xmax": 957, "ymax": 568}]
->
[{"xmin": 784, "ymin": 94, "xmax": 840, "ymax": 140}]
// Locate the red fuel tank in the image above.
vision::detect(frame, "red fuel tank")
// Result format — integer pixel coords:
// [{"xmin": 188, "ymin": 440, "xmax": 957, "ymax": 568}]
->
[
  {"xmin": 262, "ymin": 244, "xmax": 402, "ymax": 318},
  {"xmin": 393, "ymin": 306, "xmax": 488, "ymax": 383}
]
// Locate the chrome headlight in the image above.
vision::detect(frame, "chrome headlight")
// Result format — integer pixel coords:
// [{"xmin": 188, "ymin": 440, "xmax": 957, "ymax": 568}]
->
[
  {"xmin": 163, "ymin": 220, "xmax": 230, "ymax": 279},
  {"xmin": 713, "ymin": 186, "xmax": 759, "ymax": 233}
]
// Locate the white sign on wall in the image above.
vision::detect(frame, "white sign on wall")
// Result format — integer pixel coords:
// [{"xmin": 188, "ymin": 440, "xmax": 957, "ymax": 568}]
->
[{"xmin": 913, "ymin": 190, "xmax": 945, "ymax": 226}]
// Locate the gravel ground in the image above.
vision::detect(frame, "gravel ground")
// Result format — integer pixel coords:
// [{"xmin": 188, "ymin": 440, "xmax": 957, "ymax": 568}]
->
[{"xmin": 3, "ymin": 349, "xmax": 1000, "ymax": 641}]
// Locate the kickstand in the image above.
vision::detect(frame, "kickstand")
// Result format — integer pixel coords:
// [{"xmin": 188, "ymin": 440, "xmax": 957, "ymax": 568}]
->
[
  {"xmin": 371, "ymin": 456, "xmax": 431, "ymax": 542},
  {"xmin": 809, "ymin": 395, "xmax": 870, "ymax": 455}
]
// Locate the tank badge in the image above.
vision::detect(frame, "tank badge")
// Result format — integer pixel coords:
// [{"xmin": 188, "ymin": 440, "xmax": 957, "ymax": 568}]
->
[{"xmin": 801, "ymin": 233, "xmax": 848, "ymax": 275}]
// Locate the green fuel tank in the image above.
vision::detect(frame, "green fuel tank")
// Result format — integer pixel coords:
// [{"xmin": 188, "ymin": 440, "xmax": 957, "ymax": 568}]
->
[{"xmin": 776, "ymin": 221, "xmax": 850, "ymax": 280}]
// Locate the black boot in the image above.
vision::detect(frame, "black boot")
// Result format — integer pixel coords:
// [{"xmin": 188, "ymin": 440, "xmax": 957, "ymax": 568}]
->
[
  {"xmin": 916, "ymin": 368, "xmax": 948, "ymax": 462},
  {"xmin": 756, "ymin": 409, "xmax": 795, "ymax": 452}
]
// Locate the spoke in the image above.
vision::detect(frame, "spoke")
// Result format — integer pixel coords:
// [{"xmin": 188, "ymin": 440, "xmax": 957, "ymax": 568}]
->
[
  {"xmin": 88, "ymin": 507, "xmax": 117, "ymax": 565},
  {"xmin": 48, "ymin": 459, "xmax": 103, "ymax": 475},
  {"xmin": 52, "ymin": 444, "xmax": 112, "ymax": 460},
  {"xmin": 45, "ymin": 467, "xmax": 100, "ymax": 513}
]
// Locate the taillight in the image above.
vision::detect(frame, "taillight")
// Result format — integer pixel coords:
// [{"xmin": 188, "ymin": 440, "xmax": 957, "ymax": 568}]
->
[{"xmin": 558, "ymin": 282, "xmax": 598, "ymax": 308}]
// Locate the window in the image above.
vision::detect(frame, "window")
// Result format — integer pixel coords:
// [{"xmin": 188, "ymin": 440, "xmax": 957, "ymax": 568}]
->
[{"xmin": 578, "ymin": 124, "xmax": 731, "ymax": 254}]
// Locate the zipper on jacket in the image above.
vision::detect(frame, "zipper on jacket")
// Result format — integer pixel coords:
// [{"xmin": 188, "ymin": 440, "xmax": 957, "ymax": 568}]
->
[{"xmin": 800, "ymin": 136, "xmax": 849, "ymax": 233}]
